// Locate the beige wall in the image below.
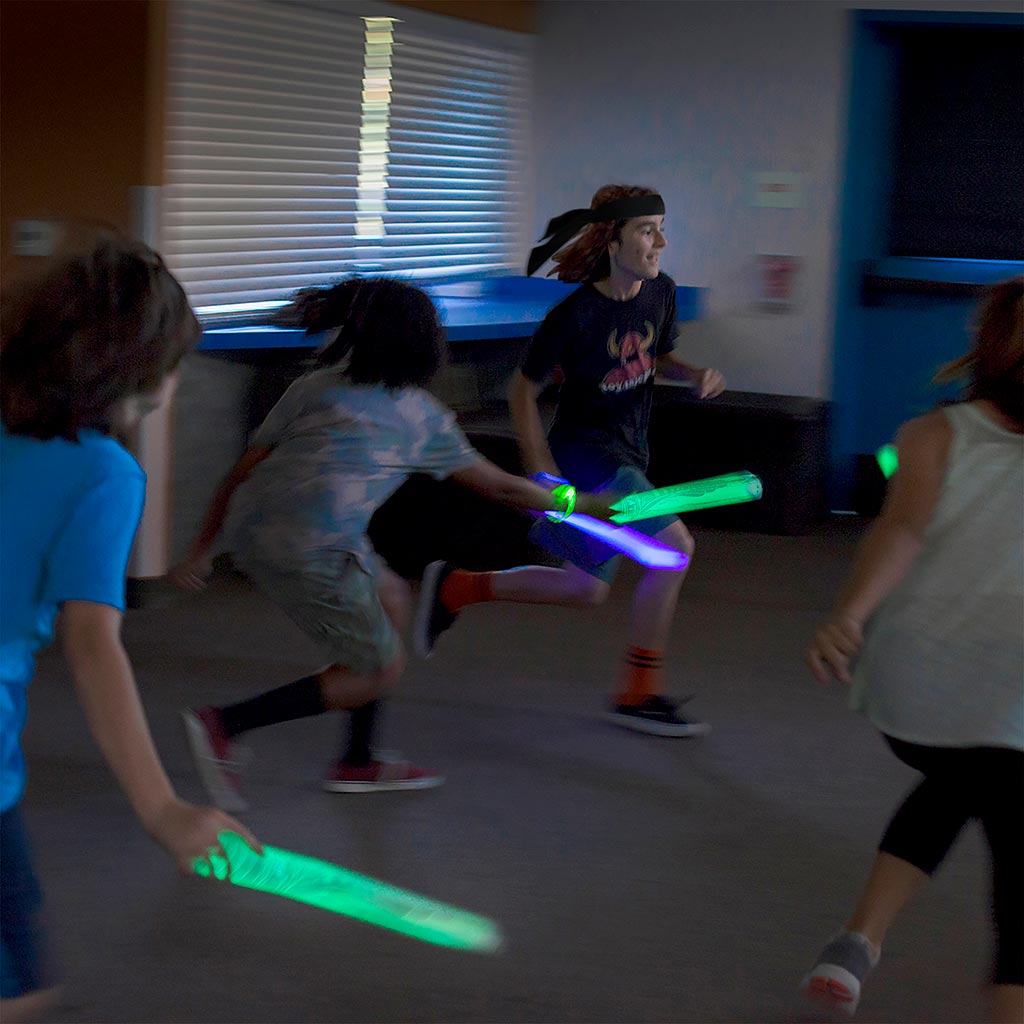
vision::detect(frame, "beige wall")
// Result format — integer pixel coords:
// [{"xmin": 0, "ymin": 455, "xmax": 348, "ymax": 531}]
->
[{"xmin": 531, "ymin": 0, "xmax": 1020, "ymax": 400}]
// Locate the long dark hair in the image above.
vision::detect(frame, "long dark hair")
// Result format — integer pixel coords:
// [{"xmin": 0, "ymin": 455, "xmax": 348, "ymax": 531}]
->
[
  {"xmin": 273, "ymin": 277, "xmax": 446, "ymax": 388},
  {"xmin": 1, "ymin": 230, "xmax": 201, "ymax": 440}
]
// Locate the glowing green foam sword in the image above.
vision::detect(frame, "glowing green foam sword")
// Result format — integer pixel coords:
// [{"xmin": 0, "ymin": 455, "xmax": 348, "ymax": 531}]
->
[
  {"xmin": 876, "ymin": 444, "xmax": 898, "ymax": 479},
  {"xmin": 609, "ymin": 471, "xmax": 763, "ymax": 523},
  {"xmin": 193, "ymin": 831, "xmax": 502, "ymax": 953}
]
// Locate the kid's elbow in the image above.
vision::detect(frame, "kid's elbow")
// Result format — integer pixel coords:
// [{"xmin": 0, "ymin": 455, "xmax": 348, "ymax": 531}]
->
[
  {"xmin": 507, "ymin": 369, "xmax": 526, "ymax": 402},
  {"xmin": 59, "ymin": 602, "xmax": 125, "ymax": 672},
  {"xmin": 508, "ymin": 369, "xmax": 540, "ymax": 410}
]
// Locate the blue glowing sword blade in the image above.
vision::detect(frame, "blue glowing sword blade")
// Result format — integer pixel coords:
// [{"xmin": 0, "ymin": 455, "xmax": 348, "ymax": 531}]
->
[{"xmin": 560, "ymin": 512, "xmax": 689, "ymax": 570}]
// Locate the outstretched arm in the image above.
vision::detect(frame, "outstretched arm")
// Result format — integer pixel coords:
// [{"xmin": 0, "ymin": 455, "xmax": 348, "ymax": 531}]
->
[
  {"xmin": 508, "ymin": 369, "xmax": 560, "ymax": 477},
  {"xmin": 59, "ymin": 601, "xmax": 260, "ymax": 872},
  {"xmin": 170, "ymin": 445, "xmax": 271, "ymax": 590},
  {"xmin": 450, "ymin": 457, "xmax": 611, "ymax": 519},
  {"xmin": 656, "ymin": 351, "xmax": 725, "ymax": 398},
  {"xmin": 807, "ymin": 411, "xmax": 952, "ymax": 684}
]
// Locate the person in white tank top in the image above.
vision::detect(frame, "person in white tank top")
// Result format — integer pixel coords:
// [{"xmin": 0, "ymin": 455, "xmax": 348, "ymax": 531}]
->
[{"xmin": 801, "ymin": 277, "xmax": 1023, "ymax": 1023}]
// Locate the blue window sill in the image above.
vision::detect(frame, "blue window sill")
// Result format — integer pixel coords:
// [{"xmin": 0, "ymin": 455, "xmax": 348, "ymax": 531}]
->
[
  {"xmin": 862, "ymin": 257, "xmax": 1024, "ymax": 302},
  {"xmin": 199, "ymin": 277, "xmax": 704, "ymax": 352}
]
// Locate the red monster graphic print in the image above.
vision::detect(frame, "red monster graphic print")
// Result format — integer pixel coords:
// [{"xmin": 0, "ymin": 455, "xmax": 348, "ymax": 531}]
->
[{"xmin": 600, "ymin": 321, "xmax": 656, "ymax": 393}]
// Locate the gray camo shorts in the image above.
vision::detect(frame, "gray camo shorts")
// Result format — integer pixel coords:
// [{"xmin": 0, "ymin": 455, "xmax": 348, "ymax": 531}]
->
[{"xmin": 238, "ymin": 550, "xmax": 399, "ymax": 674}]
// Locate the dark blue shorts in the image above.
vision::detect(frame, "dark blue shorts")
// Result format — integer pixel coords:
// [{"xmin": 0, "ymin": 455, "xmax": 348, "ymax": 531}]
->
[
  {"xmin": 1, "ymin": 805, "xmax": 53, "ymax": 999},
  {"xmin": 529, "ymin": 464, "xmax": 679, "ymax": 583}
]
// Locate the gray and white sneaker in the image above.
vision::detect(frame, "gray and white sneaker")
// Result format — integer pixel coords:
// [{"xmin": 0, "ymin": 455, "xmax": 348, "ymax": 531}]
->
[
  {"xmin": 181, "ymin": 706, "xmax": 250, "ymax": 813},
  {"xmin": 800, "ymin": 931, "xmax": 881, "ymax": 1016}
]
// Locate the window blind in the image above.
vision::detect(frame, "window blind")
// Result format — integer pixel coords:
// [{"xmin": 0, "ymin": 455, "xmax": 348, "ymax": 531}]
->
[
  {"xmin": 164, "ymin": 0, "xmax": 369, "ymax": 314},
  {"xmin": 163, "ymin": 0, "xmax": 529, "ymax": 319},
  {"xmin": 366, "ymin": 22, "xmax": 529, "ymax": 278}
]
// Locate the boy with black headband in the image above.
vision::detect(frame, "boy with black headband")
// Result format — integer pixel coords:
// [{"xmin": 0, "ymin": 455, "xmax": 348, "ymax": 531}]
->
[{"xmin": 417, "ymin": 184, "xmax": 726, "ymax": 736}]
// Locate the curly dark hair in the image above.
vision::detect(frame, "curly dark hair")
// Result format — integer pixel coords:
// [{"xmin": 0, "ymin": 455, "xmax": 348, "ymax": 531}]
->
[
  {"xmin": 934, "ymin": 275, "xmax": 1023, "ymax": 428},
  {"xmin": 1, "ymin": 230, "xmax": 201, "ymax": 440},
  {"xmin": 273, "ymin": 276, "xmax": 446, "ymax": 388},
  {"xmin": 550, "ymin": 184, "xmax": 660, "ymax": 284}
]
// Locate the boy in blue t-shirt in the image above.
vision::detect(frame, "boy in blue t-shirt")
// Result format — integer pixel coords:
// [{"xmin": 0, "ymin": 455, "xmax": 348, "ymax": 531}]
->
[{"xmin": 0, "ymin": 233, "xmax": 259, "ymax": 1020}]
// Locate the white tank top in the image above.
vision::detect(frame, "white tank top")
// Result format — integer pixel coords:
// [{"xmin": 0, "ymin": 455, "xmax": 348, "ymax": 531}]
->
[{"xmin": 851, "ymin": 402, "xmax": 1024, "ymax": 750}]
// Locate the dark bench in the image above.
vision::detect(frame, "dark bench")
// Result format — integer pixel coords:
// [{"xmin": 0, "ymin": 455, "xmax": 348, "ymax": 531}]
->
[{"xmin": 647, "ymin": 385, "xmax": 830, "ymax": 535}]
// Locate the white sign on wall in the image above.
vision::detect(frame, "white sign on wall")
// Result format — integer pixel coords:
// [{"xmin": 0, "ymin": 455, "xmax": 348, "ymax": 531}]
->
[
  {"xmin": 752, "ymin": 172, "xmax": 804, "ymax": 208},
  {"xmin": 12, "ymin": 220, "xmax": 62, "ymax": 256}
]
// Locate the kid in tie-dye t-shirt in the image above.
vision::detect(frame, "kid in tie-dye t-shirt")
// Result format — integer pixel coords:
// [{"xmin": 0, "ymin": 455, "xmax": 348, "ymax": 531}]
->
[
  {"xmin": 225, "ymin": 368, "xmax": 476, "ymax": 574},
  {"xmin": 171, "ymin": 277, "xmax": 612, "ymax": 806}
]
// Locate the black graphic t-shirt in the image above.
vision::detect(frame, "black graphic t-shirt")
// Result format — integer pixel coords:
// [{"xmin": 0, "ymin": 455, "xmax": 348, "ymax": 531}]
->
[{"xmin": 521, "ymin": 272, "xmax": 679, "ymax": 488}]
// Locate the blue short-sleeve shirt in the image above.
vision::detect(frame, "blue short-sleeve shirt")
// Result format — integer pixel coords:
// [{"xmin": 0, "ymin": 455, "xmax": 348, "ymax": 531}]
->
[{"xmin": 0, "ymin": 425, "xmax": 145, "ymax": 811}]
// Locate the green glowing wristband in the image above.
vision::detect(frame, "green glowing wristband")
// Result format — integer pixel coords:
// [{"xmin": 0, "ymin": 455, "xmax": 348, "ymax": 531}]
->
[{"xmin": 548, "ymin": 484, "xmax": 577, "ymax": 522}]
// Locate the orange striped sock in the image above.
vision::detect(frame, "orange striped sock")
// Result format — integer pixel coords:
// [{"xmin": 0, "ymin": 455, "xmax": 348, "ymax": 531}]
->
[
  {"xmin": 615, "ymin": 646, "xmax": 664, "ymax": 706},
  {"xmin": 439, "ymin": 569, "xmax": 496, "ymax": 612}
]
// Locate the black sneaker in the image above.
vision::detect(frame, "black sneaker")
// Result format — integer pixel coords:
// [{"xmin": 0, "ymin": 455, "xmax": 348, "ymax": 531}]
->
[
  {"xmin": 414, "ymin": 560, "xmax": 458, "ymax": 659},
  {"xmin": 604, "ymin": 695, "xmax": 711, "ymax": 737}
]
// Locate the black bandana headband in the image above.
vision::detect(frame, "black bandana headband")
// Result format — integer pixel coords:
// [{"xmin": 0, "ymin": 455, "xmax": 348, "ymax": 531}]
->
[{"xmin": 526, "ymin": 194, "xmax": 665, "ymax": 276}]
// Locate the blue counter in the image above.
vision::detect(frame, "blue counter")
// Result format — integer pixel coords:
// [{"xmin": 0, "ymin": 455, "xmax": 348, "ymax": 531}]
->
[{"xmin": 200, "ymin": 276, "xmax": 703, "ymax": 351}]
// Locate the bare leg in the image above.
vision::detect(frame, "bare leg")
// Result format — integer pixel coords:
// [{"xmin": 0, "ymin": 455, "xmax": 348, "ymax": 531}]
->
[
  {"xmin": 324, "ymin": 566, "xmax": 443, "ymax": 791},
  {"xmin": 626, "ymin": 519, "xmax": 693, "ymax": 650},
  {"xmin": 991, "ymin": 984, "xmax": 1024, "ymax": 1024},
  {"xmin": 337, "ymin": 565, "xmax": 410, "ymax": 765},
  {"xmin": 603, "ymin": 520, "xmax": 703, "ymax": 733},
  {"xmin": 484, "ymin": 519, "xmax": 692, "ymax": 615},
  {"xmin": 316, "ymin": 645, "xmax": 404, "ymax": 711},
  {"xmin": 844, "ymin": 850, "xmax": 929, "ymax": 949},
  {"xmin": 376, "ymin": 564, "xmax": 412, "ymax": 630},
  {"xmin": 0, "ymin": 987, "xmax": 62, "ymax": 1024},
  {"xmin": 488, "ymin": 561, "xmax": 609, "ymax": 607},
  {"xmin": 800, "ymin": 850, "xmax": 919, "ymax": 1014}
]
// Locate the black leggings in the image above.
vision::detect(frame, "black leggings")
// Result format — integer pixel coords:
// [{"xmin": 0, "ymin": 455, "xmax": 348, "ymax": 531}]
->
[{"xmin": 879, "ymin": 736, "xmax": 1023, "ymax": 985}]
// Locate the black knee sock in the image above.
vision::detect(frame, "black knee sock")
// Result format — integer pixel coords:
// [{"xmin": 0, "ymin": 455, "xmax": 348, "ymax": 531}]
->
[
  {"xmin": 343, "ymin": 699, "xmax": 382, "ymax": 766},
  {"xmin": 220, "ymin": 675, "xmax": 326, "ymax": 738}
]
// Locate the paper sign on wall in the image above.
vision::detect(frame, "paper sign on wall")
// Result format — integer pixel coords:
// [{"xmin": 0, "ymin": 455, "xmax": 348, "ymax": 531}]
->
[
  {"xmin": 12, "ymin": 220, "xmax": 62, "ymax": 256},
  {"xmin": 756, "ymin": 254, "xmax": 800, "ymax": 313},
  {"xmin": 752, "ymin": 172, "xmax": 803, "ymax": 208}
]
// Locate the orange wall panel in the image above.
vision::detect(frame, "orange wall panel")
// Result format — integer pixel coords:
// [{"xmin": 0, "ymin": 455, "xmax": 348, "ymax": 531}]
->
[
  {"xmin": 390, "ymin": 1, "xmax": 535, "ymax": 33},
  {"xmin": 0, "ymin": 0, "xmax": 150, "ymax": 269}
]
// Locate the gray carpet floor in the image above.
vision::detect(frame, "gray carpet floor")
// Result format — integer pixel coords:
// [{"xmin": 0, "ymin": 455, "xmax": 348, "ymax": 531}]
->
[{"xmin": 20, "ymin": 519, "xmax": 994, "ymax": 1023}]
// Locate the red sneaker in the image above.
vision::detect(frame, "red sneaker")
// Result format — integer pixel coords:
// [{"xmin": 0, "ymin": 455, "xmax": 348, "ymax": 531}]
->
[
  {"xmin": 322, "ymin": 758, "xmax": 444, "ymax": 793},
  {"xmin": 181, "ymin": 706, "xmax": 248, "ymax": 812}
]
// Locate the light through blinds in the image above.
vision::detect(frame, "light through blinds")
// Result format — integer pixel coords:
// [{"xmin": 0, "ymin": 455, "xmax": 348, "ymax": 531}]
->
[{"xmin": 164, "ymin": 0, "xmax": 528, "ymax": 319}]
